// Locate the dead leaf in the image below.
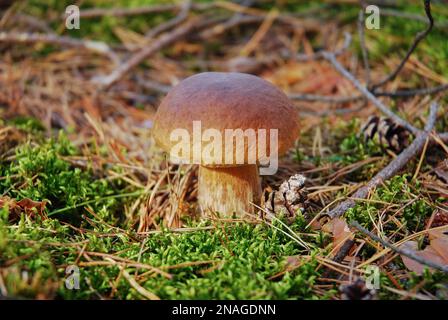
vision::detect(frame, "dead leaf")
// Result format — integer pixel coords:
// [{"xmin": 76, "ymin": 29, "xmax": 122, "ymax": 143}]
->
[
  {"xmin": 322, "ymin": 217, "xmax": 354, "ymax": 249},
  {"xmin": 0, "ymin": 196, "xmax": 48, "ymax": 221},
  {"xmin": 400, "ymin": 232, "xmax": 448, "ymax": 275}
]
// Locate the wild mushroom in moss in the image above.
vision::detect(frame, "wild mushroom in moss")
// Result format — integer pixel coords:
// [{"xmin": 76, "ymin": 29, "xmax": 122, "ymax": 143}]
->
[{"xmin": 153, "ymin": 72, "xmax": 299, "ymax": 216}]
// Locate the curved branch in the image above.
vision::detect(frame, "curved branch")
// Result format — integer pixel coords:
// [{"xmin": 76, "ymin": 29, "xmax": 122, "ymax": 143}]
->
[
  {"xmin": 325, "ymin": 102, "xmax": 438, "ymax": 220},
  {"xmin": 370, "ymin": 0, "xmax": 434, "ymax": 91}
]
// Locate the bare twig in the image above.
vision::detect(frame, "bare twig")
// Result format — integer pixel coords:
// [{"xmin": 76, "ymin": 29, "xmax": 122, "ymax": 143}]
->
[
  {"xmin": 357, "ymin": 8, "xmax": 371, "ymax": 86},
  {"xmin": 350, "ymin": 221, "xmax": 448, "ymax": 273},
  {"xmin": 288, "ymin": 93, "xmax": 363, "ymax": 104},
  {"xmin": 78, "ymin": 3, "xmax": 210, "ymax": 19},
  {"xmin": 325, "ymin": 102, "xmax": 438, "ymax": 219},
  {"xmin": 333, "ymin": 239, "xmax": 356, "ymax": 264},
  {"xmin": 93, "ymin": 19, "xmax": 198, "ymax": 89},
  {"xmin": 374, "ymin": 83, "xmax": 448, "ymax": 97},
  {"xmin": 13, "ymin": 14, "xmax": 55, "ymax": 33},
  {"xmin": 145, "ymin": 0, "xmax": 192, "ymax": 39},
  {"xmin": 199, "ymin": 13, "xmax": 321, "ymax": 40},
  {"xmin": 199, "ymin": 15, "xmax": 261, "ymax": 39},
  {"xmin": 439, "ymin": 132, "xmax": 448, "ymax": 143},
  {"xmin": 0, "ymin": 31, "xmax": 119, "ymax": 64},
  {"xmin": 299, "ymin": 103, "xmax": 366, "ymax": 117},
  {"xmin": 200, "ymin": 0, "xmax": 255, "ymax": 39},
  {"xmin": 381, "ymin": 8, "xmax": 448, "ymax": 29},
  {"xmin": 370, "ymin": 0, "xmax": 434, "ymax": 91},
  {"xmin": 135, "ymin": 76, "xmax": 172, "ymax": 94},
  {"xmin": 322, "ymin": 47, "xmax": 419, "ymax": 135},
  {"xmin": 296, "ymin": 32, "xmax": 352, "ymax": 62},
  {"xmin": 119, "ymin": 265, "xmax": 161, "ymax": 300}
]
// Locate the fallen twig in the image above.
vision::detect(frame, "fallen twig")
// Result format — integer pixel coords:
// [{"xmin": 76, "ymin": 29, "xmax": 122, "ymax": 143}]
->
[
  {"xmin": 370, "ymin": 0, "xmax": 434, "ymax": 91},
  {"xmin": 199, "ymin": 15, "xmax": 264, "ymax": 39},
  {"xmin": 145, "ymin": 0, "xmax": 192, "ymax": 39},
  {"xmin": 135, "ymin": 76, "xmax": 172, "ymax": 94},
  {"xmin": 0, "ymin": 31, "xmax": 119, "ymax": 64},
  {"xmin": 439, "ymin": 132, "xmax": 448, "ymax": 143},
  {"xmin": 93, "ymin": 19, "xmax": 198, "ymax": 89},
  {"xmin": 381, "ymin": 8, "xmax": 448, "ymax": 29},
  {"xmin": 350, "ymin": 221, "xmax": 448, "ymax": 273},
  {"xmin": 321, "ymin": 47, "xmax": 420, "ymax": 135},
  {"xmin": 374, "ymin": 83, "xmax": 448, "ymax": 97},
  {"xmin": 296, "ymin": 32, "xmax": 352, "ymax": 62},
  {"xmin": 118, "ymin": 264, "xmax": 161, "ymax": 300},
  {"xmin": 288, "ymin": 93, "xmax": 363, "ymax": 104},
  {"xmin": 325, "ymin": 102, "xmax": 438, "ymax": 219},
  {"xmin": 357, "ymin": 5, "xmax": 371, "ymax": 86},
  {"xmin": 78, "ymin": 3, "xmax": 210, "ymax": 19}
]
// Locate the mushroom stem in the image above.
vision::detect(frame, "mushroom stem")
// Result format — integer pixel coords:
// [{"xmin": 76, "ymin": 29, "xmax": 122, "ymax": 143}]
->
[{"xmin": 198, "ymin": 165, "xmax": 261, "ymax": 216}]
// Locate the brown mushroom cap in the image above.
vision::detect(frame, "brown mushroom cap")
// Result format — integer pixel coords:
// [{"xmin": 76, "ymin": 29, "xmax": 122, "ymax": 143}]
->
[{"xmin": 153, "ymin": 72, "xmax": 300, "ymax": 166}]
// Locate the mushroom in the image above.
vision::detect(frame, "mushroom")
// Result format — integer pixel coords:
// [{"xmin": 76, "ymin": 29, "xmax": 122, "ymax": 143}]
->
[{"xmin": 153, "ymin": 72, "xmax": 299, "ymax": 216}]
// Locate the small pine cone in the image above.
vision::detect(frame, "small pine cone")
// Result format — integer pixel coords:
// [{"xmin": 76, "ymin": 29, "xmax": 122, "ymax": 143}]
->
[
  {"xmin": 340, "ymin": 279, "xmax": 376, "ymax": 300},
  {"xmin": 263, "ymin": 174, "xmax": 309, "ymax": 223},
  {"xmin": 360, "ymin": 115, "xmax": 410, "ymax": 152}
]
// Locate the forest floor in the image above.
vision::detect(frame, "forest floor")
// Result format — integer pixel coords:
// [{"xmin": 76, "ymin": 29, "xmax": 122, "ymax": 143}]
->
[{"xmin": 0, "ymin": 0, "xmax": 448, "ymax": 300}]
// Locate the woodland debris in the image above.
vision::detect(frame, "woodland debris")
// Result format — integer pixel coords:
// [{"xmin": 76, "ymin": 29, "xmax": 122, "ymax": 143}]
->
[
  {"xmin": 0, "ymin": 126, "xmax": 26, "ymax": 157},
  {"xmin": 400, "ymin": 227, "xmax": 448, "ymax": 275},
  {"xmin": 93, "ymin": 18, "xmax": 198, "ymax": 89},
  {"xmin": 0, "ymin": 196, "xmax": 48, "ymax": 221},
  {"xmin": 434, "ymin": 160, "xmax": 448, "ymax": 184},
  {"xmin": 264, "ymin": 174, "xmax": 309, "ymax": 223},
  {"xmin": 322, "ymin": 217, "xmax": 354, "ymax": 250},
  {"xmin": 351, "ymin": 221, "xmax": 448, "ymax": 273},
  {"xmin": 340, "ymin": 278, "xmax": 376, "ymax": 300},
  {"xmin": 426, "ymin": 207, "xmax": 448, "ymax": 229},
  {"xmin": 360, "ymin": 115, "xmax": 410, "ymax": 153},
  {"xmin": 326, "ymin": 102, "xmax": 438, "ymax": 220}
]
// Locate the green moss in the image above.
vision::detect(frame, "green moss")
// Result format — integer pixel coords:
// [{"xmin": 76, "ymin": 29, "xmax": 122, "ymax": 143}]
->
[
  {"xmin": 0, "ymin": 130, "xmax": 132, "ymax": 225},
  {"xmin": 345, "ymin": 175, "xmax": 432, "ymax": 231}
]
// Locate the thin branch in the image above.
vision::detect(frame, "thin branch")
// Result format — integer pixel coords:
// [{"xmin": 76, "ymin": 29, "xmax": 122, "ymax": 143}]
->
[
  {"xmin": 135, "ymin": 76, "xmax": 172, "ymax": 94},
  {"xmin": 199, "ymin": 0, "xmax": 257, "ymax": 39},
  {"xmin": 333, "ymin": 239, "xmax": 356, "ymax": 264},
  {"xmin": 145, "ymin": 0, "xmax": 192, "ymax": 39},
  {"xmin": 321, "ymin": 47, "xmax": 419, "ymax": 135},
  {"xmin": 93, "ymin": 19, "xmax": 198, "ymax": 89},
  {"xmin": 13, "ymin": 14, "xmax": 55, "ymax": 34},
  {"xmin": 288, "ymin": 93, "xmax": 363, "ymax": 103},
  {"xmin": 299, "ymin": 100, "xmax": 367, "ymax": 117},
  {"xmin": 78, "ymin": 3, "xmax": 211, "ymax": 19},
  {"xmin": 374, "ymin": 83, "xmax": 448, "ymax": 97},
  {"xmin": 381, "ymin": 8, "xmax": 448, "ymax": 29},
  {"xmin": 118, "ymin": 265, "xmax": 161, "ymax": 300},
  {"xmin": 199, "ymin": 15, "xmax": 264, "ymax": 39},
  {"xmin": 325, "ymin": 102, "xmax": 438, "ymax": 220},
  {"xmin": 296, "ymin": 32, "xmax": 352, "ymax": 62},
  {"xmin": 350, "ymin": 221, "xmax": 448, "ymax": 273},
  {"xmin": 439, "ymin": 132, "xmax": 448, "ymax": 143},
  {"xmin": 0, "ymin": 31, "xmax": 119, "ymax": 64},
  {"xmin": 370, "ymin": 0, "xmax": 434, "ymax": 91},
  {"xmin": 357, "ymin": 8, "xmax": 371, "ymax": 86}
]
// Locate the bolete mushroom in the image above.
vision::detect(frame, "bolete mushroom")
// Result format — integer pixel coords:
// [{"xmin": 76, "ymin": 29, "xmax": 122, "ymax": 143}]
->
[{"xmin": 153, "ymin": 72, "xmax": 299, "ymax": 216}]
